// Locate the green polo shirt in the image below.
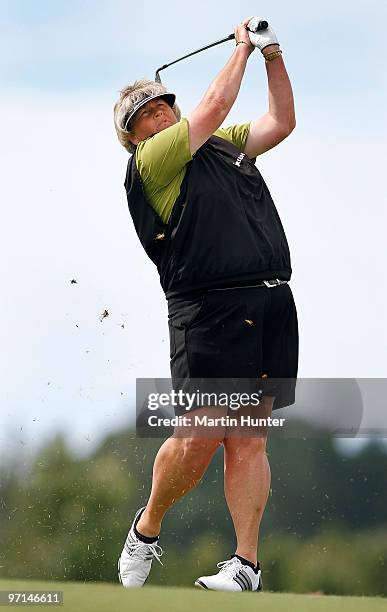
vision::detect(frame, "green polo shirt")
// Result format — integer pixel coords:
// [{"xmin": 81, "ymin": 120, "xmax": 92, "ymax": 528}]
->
[{"xmin": 135, "ymin": 117, "xmax": 251, "ymax": 224}]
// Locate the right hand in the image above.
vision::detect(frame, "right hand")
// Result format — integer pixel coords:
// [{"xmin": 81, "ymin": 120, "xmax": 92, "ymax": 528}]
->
[
  {"xmin": 247, "ymin": 17, "xmax": 279, "ymax": 51},
  {"xmin": 234, "ymin": 17, "xmax": 255, "ymax": 55}
]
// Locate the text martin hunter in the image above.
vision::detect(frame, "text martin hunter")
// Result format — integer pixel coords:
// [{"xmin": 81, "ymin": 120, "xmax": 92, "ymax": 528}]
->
[{"xmin": 148, "ymin": 415, "xmax": 286, "ymax": 427}]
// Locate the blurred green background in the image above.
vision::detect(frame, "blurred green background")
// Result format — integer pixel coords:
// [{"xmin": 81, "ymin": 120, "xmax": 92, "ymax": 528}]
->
[{"xmin": 0, "ymin": 428, "xmax": 386, "ymax": 596}]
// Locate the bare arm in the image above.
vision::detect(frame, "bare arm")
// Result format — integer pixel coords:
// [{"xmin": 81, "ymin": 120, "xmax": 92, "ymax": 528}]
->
[
  {"xmin": 244, "ymin": 45, "xmax": 296, "ymax": 158},
  {"xmin": 187, "ymin": 18, "xmax": 254, "ymax": 155}
]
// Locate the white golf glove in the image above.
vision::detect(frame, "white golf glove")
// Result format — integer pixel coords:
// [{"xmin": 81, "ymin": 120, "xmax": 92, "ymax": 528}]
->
[{"xmin": 247, "ymin": 17, "xmax": 279, "ymax": 51}]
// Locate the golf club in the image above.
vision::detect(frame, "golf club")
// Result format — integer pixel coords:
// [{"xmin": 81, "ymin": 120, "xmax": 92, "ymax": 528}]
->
[{"xmin": 155, "ymin": 20, "xmax": 268, "ymax": 83}]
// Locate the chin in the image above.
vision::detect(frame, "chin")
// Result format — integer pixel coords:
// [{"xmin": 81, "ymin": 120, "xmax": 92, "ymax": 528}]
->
[{"xmin": 158, "ymin": 121, "xmax": 173, "ymax": 131}]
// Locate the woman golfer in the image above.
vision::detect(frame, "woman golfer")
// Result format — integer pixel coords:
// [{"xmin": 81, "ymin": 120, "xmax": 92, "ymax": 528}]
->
[{"xmin": 113, "ymin": 16, "xmax": 298, "ymax": 592}]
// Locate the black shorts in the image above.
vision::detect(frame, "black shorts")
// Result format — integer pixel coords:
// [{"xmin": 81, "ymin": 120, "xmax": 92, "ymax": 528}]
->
[{"xmin": 167, "ymin": 283, "xmax": 299, "ymax": 415}]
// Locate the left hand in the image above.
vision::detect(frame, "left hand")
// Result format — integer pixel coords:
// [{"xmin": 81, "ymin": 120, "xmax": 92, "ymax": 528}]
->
[{"xmin": 247, "ymin": 17, "xmax": 279, "ymax": 52}]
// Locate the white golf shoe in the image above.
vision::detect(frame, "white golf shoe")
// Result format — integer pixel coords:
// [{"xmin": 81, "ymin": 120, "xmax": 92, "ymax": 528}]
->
[
  {"xmin": 194, "ymin": 556, "xmax": 263, "ymax": 592},
  {"xmin": 118, "ymin": 506, "xmax": 164, "ymax": 588}
]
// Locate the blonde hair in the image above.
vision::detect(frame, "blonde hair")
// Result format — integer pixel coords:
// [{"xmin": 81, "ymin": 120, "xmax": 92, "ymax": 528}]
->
[{"xmin": 113, "ymin": 79, "xmax": 181, "ymax": 154}]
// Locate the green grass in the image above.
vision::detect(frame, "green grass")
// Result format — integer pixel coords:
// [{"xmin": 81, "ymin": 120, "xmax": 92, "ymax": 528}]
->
[{"xmin": 0, "ymin": 579, "xmax": 386, "ymax": 611}]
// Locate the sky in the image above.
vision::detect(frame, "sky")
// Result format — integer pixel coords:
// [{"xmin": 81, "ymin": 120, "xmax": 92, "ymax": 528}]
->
[{"xmin": 1, "ymin": 0, "xmax": 386, "ymax": 465}]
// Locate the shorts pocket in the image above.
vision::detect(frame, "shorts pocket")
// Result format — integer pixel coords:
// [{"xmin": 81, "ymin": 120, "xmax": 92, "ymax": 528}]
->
[
  {"xmin": 167, "ymin": 295, "xmax": 207, "ymax": 361},
  {"xmin": 168, "ymin": 295, "xmax": 206, "ymax": 331},
  {"xmin": 168, "ymin": 319, "xmax": 177, "ymax": 359}
]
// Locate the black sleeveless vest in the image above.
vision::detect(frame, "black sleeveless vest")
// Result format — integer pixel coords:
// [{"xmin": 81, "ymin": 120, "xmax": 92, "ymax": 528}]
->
[{"xmin": 124, "ymin": 135, "xmax": 292, "ymax": 298}]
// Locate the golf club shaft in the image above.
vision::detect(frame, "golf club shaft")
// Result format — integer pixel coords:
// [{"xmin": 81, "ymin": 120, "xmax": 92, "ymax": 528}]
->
[{"xmin": 155, "ymin": 21, "xmax": 268, "ymax": 82}]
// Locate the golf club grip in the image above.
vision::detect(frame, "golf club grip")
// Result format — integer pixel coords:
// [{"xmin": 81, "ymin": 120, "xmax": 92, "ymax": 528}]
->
[
  {"xmin": 230, "ymin": 20, "xmax": 268, "ymax": 40},
  {"xmin": 251, "ymin": 20, "xmax": 268, "ymax": 31}
]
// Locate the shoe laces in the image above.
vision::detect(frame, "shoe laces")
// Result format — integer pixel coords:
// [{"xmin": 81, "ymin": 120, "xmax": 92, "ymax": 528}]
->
[
  {"xmin": 124, "ymin": 539, "xmax": 164, "ymax": 567},
  {"xmin": 216, "ymin": 557, "xmax": 242, "ymax": 577}
]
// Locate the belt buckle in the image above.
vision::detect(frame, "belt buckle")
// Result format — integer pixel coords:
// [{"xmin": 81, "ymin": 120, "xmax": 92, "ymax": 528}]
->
[{"xmin": 263, "ymin": 279, "xmax": 280, "ymax": 288}]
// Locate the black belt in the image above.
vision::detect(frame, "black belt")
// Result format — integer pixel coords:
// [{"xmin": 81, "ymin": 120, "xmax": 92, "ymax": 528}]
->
[{"xmin": 207, "ymin": 279, "xmax": 288, "ymax": 292}]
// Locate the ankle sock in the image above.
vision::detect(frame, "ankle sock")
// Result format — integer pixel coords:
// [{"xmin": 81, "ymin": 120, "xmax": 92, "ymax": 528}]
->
[
  {"xmin": 232, "ymin": 554, "xmax": 261, "ymax": 574},
  {"xmin": 133, "ymin": 508, "xmax": 159, "ymax": 544}
]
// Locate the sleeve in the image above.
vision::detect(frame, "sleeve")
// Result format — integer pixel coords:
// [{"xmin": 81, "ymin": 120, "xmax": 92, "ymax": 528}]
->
[
  {"xmin": 214, "ymin": 122, "xmax": 251, "ymax": 152},
  {"xmin": 135, "ymin": 117, "xmax": 193, "ymax": 187}
]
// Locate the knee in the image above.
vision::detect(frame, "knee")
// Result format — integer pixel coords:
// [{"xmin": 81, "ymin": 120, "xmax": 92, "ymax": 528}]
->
[{"xmin": 182, "ymin": 436, "xmax": 223, "ymax": 462}]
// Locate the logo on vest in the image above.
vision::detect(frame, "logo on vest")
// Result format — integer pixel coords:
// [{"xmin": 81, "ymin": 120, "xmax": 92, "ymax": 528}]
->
[{"xmin": 233, "ymin": 153, "xmax": 245, "ymax": 167}]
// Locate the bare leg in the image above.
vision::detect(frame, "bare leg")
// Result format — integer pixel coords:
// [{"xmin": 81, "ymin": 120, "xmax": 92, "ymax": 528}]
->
[
  {"xmin": 222, "ymin": 396, "xmax": 274, "ymax": 566},
  {"xmin": 136, "ymin": 406, "xmax": 227, "ymax": 537}
]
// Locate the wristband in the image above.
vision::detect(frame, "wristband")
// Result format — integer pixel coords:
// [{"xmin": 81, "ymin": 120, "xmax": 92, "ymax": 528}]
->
[
  {"xmin": 264, "ymin": 49, "xmax": 282, "ymax": 62},
  {"xmin": 235, "ymin": 40, "xmax": 250, "ymax": 47}
]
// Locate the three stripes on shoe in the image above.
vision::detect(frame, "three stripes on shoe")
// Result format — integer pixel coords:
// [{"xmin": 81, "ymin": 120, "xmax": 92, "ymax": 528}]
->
[{"xmin": 232, "ymin": 569, "xmax": 253, "ymax": 591}]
